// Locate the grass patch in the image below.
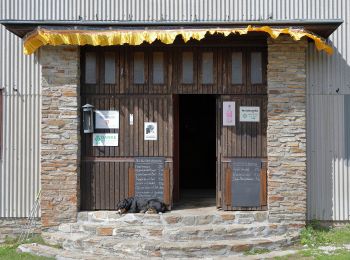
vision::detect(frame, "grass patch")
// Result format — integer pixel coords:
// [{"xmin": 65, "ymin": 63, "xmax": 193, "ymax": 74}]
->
[
  {"xmin": 300, "ymin": 220, "xmax": 350, "ymax": 248},
  {"xmin": 275, "ymin": 221, "xmax": 350, "ymax": 259},
  {"xmin": 315, "ymin": 249, "xmax": 350, "ymax": 260},
  {"xmin": 0, "ymin": 235, "xmax": 56, "ymax": 260},
  {"xmin": 244, "ymin": 248, "xmax": 271, "ymax": 255}
]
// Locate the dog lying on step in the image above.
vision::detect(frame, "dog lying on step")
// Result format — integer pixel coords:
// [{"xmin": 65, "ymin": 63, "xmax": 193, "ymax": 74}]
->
[{"xmin": 116, "ymin": 197, "xmax": 167, "ymax": 215}]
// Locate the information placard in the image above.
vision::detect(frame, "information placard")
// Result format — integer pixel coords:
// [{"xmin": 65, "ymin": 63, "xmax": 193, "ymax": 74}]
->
[
  {"xmin": 230, "ymin": 158, "xmax": 261, "ymax": 207},
  {"xmin": 223, "ymin": 101, "xmax": 235, "ymax": 126},
  {"xmin": 93, "ymin": 133, "xmax": 119, "ymax": 146},
  {"xmin": 95, "ymin": 110, "xmax": 119, "ymax": 129},
  {"xmin": 135, "ymin": 157, "xmax": 164, "ymax": 200},
  {"xmin": 144, "ymin": 122, "xmax": 157, "ymax": 140},
  {"xmin": 239, "ymin": 106, "xmax": 260, "ymax": 122}
]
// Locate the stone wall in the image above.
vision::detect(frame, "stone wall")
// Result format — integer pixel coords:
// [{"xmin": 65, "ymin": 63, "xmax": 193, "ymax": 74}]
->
[
  {"xmin": 0, "ymin": 218, "xmax": 41, "ymax": 240},
  {"xmin": 40, "ymin": 46, "xmax": 80, "ymax": 228},
  {"xmin": 267, "ymin": 36, "xmax": 307, "ymax": 225}
]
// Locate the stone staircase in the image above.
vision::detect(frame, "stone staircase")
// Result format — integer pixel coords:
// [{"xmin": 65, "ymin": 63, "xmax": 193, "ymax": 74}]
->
[{"xmin": 41, "ymin": 211, "xmax": 301, "ymax": 258}]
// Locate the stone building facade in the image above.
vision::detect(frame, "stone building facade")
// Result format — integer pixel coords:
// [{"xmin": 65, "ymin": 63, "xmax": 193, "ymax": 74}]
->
[
  {"xmin": 267, "ymin": 36, "xmax": 307, "ymax": 225},
  {"xmin": 39, "ymin": 36, "xmax": 307, "ymax": 228},
  {"xmin": 41, "ymin": 46, "xmax": 80, "ymax": 227}
]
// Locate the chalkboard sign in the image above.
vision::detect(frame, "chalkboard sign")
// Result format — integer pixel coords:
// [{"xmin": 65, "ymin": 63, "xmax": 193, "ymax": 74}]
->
[
  {"xmin": 135, "ymin": 157, "xmax": 164, "ymax": 200},
  {"xmin": 230, "ymin": 158, "xmax": 261, "ymax": 207}
]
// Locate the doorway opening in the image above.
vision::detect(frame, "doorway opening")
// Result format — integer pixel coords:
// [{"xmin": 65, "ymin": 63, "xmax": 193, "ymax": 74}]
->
[{"xmin": 178, "ymin": 94, "xmax": 216, "ymax": 207}]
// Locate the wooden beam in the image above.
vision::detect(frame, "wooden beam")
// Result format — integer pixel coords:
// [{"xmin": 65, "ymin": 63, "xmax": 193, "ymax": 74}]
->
[
  {"xmin": 224, "ymin": 167, "xmax": 232, "ymax": 209},
  {"xmin": 260, "ymin": 167, "xmax": 267, "ymax": 206},
  {"xmin": 163, "ymin": 167, "xmax": 171, "ymax": 206},
  {"xmin": 128, "ymin": 167, "xmax": 135, "ymax": 197}
]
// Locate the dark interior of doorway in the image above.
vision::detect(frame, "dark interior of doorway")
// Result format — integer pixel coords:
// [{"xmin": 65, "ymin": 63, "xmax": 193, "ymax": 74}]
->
[{"xmin": 179, "ymin": 95, "xmax": 216, "ymax": 204}]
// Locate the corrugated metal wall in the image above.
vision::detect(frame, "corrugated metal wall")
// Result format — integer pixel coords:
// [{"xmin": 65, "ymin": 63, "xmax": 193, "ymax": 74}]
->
[{"xmin": 1, "ymin": 0, "xmax": 349, "ymax": 220}]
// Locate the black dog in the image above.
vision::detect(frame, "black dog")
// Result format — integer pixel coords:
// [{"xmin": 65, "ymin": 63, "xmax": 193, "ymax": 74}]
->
[{"xmin": 116, "ymin": 197, "xmax": 167, "ymax": 214}]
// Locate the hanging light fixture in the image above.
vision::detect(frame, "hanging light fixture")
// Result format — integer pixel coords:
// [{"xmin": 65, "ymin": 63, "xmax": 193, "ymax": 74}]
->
[{"xmin": 82, "ymin": 104, "xmax": 94, "ymax": 133}]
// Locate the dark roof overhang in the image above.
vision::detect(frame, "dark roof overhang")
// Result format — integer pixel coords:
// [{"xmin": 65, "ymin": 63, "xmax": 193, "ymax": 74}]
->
[{"xmin": 0, "ymin": 19, "xmax": 343, "ymax": 39}]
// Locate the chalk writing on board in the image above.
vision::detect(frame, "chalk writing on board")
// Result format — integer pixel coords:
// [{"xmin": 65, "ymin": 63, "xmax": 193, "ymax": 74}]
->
[
  {"xmin": 231, "ymin": 158, "xmax": 261, "ymax": 207},
  {"xmin": 135, "ymin": 157, "xmax": 164, "ymax": 200}
]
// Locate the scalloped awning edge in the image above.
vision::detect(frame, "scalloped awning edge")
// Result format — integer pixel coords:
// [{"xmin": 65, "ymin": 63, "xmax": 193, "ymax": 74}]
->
[{"xmin": 23, "ymin": 25, "xmax": 333, "ymax": 55}]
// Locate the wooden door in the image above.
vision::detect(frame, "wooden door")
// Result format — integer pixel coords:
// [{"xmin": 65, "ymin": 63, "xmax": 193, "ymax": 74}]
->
[
  {"xmin": 80, "ymin": 47, "xmax": 173, "ymax": 210},
  {"xmin": 218, "ymin": 47, "xmax": 268, "ymax": 210}
]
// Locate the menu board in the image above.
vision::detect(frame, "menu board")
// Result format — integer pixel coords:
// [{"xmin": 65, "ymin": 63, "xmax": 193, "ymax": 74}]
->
[
  {"xmin": 230, "ymin": 158, "xmax": 261, "ymax": 207},
  {"xmin": 135, "ymin": 157, "xmax": 164, "ymax": 200}
]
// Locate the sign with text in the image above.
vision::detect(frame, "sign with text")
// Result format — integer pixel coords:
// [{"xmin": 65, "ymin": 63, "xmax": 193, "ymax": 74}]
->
[
  {"xmin": 135, "ymin": 157, "xmax": 164, "ymax": 200},
  {"xmin": 230, "ymin": 158, "xmax": 261, "ymax": 207},
  {"xmin": 93, "ymin": 133, "xmax": 119, "ymax": 146},
  {"xmin": 239, "ymin": 106, "xmax": 260, "ymax": 122},
  {"xmin": 95, "ymin": 110, "xmax": 119, "ymax": 129},
  {"xmin": 144, "ymin": 122, "xmax": 157, "ymax": 140},
  {"xmin": 223, "ymin": 101, "xmax": 235, "ymax": 126}
]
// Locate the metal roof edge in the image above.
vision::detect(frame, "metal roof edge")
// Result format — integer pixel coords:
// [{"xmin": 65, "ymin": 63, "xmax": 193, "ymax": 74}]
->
[{"xmin": 1, "ymin": 19, "xmax": 343, "ymax": 38}]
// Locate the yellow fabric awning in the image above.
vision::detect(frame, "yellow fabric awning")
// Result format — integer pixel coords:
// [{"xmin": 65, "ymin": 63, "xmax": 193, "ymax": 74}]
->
[{"xmin": 23, "ymin": 25, "xmax": 333, "ymax": 55}]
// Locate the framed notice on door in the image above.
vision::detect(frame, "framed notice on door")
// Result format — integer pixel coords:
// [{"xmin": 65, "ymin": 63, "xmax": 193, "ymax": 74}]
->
[
  {"xmin": 144, "ymin": 122, "xmax": 157, "ymax": 140},
  {"xmin": 239, "ymin": 106, "xmax": 260, "ymax": 122},
  {"xmin": 95, "ymin": 110, "xmax": 119, "ymax": 129},
  {"xmin": 223, "ymin": 101, "xmax": 235, "ymax": 126}
]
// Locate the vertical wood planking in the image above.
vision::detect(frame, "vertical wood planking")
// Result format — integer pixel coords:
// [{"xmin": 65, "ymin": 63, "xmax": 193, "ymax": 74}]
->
[
  {"xmin": 128, "ymin": 167, "xmax": 135, "ymax": 197},
  {"xmin": 163, "ymin": 167, "xmax": 170, "ymax": 205},
  {"xmin": 260, "ymin": 167, "xmax": 267, "ymax": 206},
  {"xmin": 80, "ymin": 44, "xmax": 266, "ymax": 210},
  {"xmin": 225, "ymin": 167, "xmax": 232, "ymax": 209}
]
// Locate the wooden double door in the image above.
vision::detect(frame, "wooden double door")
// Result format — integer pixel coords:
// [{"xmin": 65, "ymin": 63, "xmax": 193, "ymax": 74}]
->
[{"xmin": 80, "ymin": 42, "xmax": 267, "ymax": 210}]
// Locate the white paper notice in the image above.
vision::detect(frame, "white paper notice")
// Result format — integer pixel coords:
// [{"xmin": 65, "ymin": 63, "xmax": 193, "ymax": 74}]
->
[
  {"xmin": 223, "ymin": 101, "xmax": 235, "ymax": 126},
  {"xmin": 144, "ymin": 122, "xmax": 157, "ymax": 140},
  {"xmin": 93, "ymin": 133, "xmax": 119, "ymax": 146},
  {"xmin": 95, "ymin": 110, "xmax": 119, "ymax": 129},
  {"xmin": 239, "ymin": 106, "xmax": 260, "ymax": 122}
]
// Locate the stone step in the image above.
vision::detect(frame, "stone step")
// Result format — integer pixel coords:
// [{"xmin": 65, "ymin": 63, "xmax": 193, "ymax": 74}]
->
[
  {"xmin": 56, "ymin": 222, "xmax": 292, "ymax": 241},
  {"xmin": 18, "ymin": 243, "xmax": 299, "ymax": 260},
  {"xmin": 77, "ymin": 210, "xmax": 269, "ymax": 226},
  {"xmin": 58, "ymin": 233, "xmax": 298, "ymax": 258}
]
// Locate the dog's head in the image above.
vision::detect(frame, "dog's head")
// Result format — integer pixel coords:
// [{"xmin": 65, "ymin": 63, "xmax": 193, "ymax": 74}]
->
[{"xmin": 116, "ymin": 198, "xmax": 133, "ymax": 214}]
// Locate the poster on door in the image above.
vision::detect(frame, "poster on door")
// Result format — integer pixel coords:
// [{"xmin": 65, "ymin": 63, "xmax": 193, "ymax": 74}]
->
[
  {"xmin": 239, "ymin": 106, "xmax": 260, "ymax": 122},
  {"xmin": 223, "ymin": 101, "xmax": 235, "ymax": 126},
  {"xmin": 95, "ymin": 110, "xmax": 119, "ymax": 129},
  {"xmin": 92, "ymin": 133, "xmax": 119, "ymax": 146},
  {"xmin": 144, "ymin": 122, "xmax": 157, "ymax": 140}
]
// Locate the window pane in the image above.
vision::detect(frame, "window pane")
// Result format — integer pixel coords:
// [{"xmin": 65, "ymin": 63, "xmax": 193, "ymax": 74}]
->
[
  {"xmin": 231, "ymin": 52, "xmax": 243, "ymax": 84},
  {"xmin": 104, "ymin": 52, "xmax": 116, "ymax": 84},
  {"xmin": 251, "ymin": 52, "xmax": 263, "ymax": 84},
  {"xmin": 182, "ymin": 52, "xmax": 194, "ymax": 84},
  {"xmin": 133, "ymin": 52, "xmax": 145, "ymax": 84},
  {"xmin": 85, "ymin": 52, "xmax": 96, "ymax": 84},
  {"xmin": 153, "ymin": 52, "xmax": 164, "ymax": 84},
  {"xmin": 201, "ymin": 52, "xmax": 213, "ymax": 84}
]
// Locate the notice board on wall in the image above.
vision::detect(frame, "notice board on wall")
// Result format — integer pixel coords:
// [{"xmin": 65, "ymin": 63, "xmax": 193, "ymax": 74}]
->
[
  {"xmin": 135, "ymin": 157, "xmax": 164, "ymax": 200},
  {"xmin": 230, "ymin": 158, "xmax": 261, "ymax": 207}
]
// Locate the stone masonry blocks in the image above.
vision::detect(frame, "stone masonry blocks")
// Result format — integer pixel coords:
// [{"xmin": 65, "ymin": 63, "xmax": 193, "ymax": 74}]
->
[
  {"xmin": 40, "ymin": 46, "xmax": 80, "ymax": 228},
  {"xmin": 267, "ymin": 36, "xmax": 307, "ymax": 224}
]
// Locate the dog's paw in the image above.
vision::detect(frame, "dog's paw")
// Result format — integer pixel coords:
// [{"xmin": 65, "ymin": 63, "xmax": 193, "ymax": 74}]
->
[{"xmin": 145, "ymin": 208, "xmax": 157, "ymax": 214}]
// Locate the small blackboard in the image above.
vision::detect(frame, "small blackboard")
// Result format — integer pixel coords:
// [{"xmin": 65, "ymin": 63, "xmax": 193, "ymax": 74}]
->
[
  {"xmin": 135, "ymin": 157, "xmax": 164, "ymax": 201},
  {"xmin": 230, "ymin": 158, "xmax": 261, "ymax": 207}
]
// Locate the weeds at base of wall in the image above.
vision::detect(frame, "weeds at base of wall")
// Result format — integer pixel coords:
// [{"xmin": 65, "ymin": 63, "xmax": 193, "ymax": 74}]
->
[
  {"xmin": 0, "ymin": 235, "xmax": 58, "ymax": 260},
  {"xmin": 276, "ymin": 220, "xmax": 350, "ymax": 259}
]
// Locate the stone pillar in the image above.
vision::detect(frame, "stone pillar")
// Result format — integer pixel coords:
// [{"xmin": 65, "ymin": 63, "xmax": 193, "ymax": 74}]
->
[
  {"xmin": 267, "ymin": 36, "xmax": 307, "ymax": 226},
  {"xmin": 40, "ymin": 46, "xmax": 80, "ymax": 228}
]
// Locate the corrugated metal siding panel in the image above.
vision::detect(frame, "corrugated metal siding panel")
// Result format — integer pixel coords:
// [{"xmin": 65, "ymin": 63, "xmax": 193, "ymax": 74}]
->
[
  {"xmin": 0, "ymin": 0, "xmax": 349, "ymax": 220},
  {"xmin": 0, "ymin": 26, "xmax": 41, "ymax": 217},
  {"xmin": 307, "ymin": 95, "xmax": 350, "ymax": 221}
]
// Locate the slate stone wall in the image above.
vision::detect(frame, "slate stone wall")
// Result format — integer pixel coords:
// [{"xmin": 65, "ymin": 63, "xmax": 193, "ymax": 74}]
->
[
  {"xmin": 267, "ymin": 36, "xmax": 307, "ymax": 226},
  {"xmin": 40, "ymin": 46, "xmax": 80, "ymax": 228}
]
